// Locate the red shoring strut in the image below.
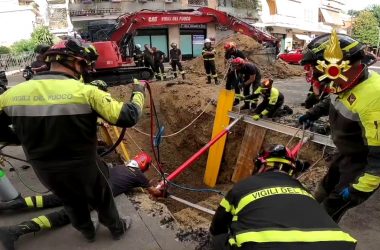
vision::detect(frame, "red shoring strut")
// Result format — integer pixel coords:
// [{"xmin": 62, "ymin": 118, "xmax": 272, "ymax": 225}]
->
[{"xmin": 156, "ymin": 115, "xmax": 242, "ymax": 192}]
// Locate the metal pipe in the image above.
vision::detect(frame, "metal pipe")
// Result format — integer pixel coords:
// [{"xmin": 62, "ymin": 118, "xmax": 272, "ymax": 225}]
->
[
  {"xmin": 169, "ymin": 195, "xmax": 215, "ymax": 215},
  {"xmin": 156, "ymin": 116, "xmax": 242, "ymax": 190}
]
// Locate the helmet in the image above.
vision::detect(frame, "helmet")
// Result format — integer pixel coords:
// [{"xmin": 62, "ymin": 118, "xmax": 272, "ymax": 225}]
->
[
  {"xmin": 44, "ymin": 38, "xmax": 99, "ymax": 72},
  {"xmin": 204, "ymin": 38, "xmax": 211, "ymax": 44},
  {"xmin": 301, "ymin": 30, "xmax": 366, "ymax": 94},
  {"xmin": 254, "ymin": 144, "xmax": 297, "ymax": 175},
  {"xmin": 88, "ymin": 79, "xmax": 108, "ymax": 91},
  {"xmin": 135, "ymin": 44, "xmax": 142, "ymax": 49},
  {"xmin": 171, "ymin": 42, "xmax": 177, "ymax": 48},
  {"xmin": 231, "ymin": 57, "xmax": 245, "ymax": 66},
  {"xmin": 127, "ymin": 152, "xmax": 152, "ymax": 172},
  {"xmin": 261, "ymin": 78, "xmax": 273, "ymax": 89},
  {"xmin": 224, "ymin": 42, "xmax": 236, "ymax": 51},
  {"xmin": 34, "ymin": 44, "xmax": 51, "ymax": 55}
]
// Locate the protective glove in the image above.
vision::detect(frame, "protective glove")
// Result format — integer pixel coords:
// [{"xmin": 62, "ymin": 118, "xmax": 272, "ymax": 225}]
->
[
  {"xmin": 253, "ymin": 114, "xmax": 262, "ymax": 121},
  {"xmin": 340, "ymin": 186, "xmax": 372, "ymax": 204},
  {"xmin": 298, "ymin": 113, "xmax": 314, "ymax": 128},
  {"xmin": 132, "ymin": 78, "xmax": 146, "ymax": 94}
]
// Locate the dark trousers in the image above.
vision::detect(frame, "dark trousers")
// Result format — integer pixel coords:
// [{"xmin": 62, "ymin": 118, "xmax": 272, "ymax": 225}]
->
[
  {"xmin": 154, "ymin": 61, "xmax": 165, "ymax": 80},
  {"xmin": 204, "ymin": 60, "xmax": 217, "ymax": 80},
  {"xmin": 314, "ymin": 153, "xmax": 370, "ymax": 222},
  {"xmin": 144, "ymin": 58, "xmax": 155, "ymax": 71},
  {"xmin": 226, "ymin": 71, "xmax": 240, "ymax": 93},
  {"xmin": 134, "ymin": 59, "xmax": 144, "ymax": 67},
  {"xmin": 171, "ymin": 60, "xmax": 184, "ymax": 77},
  {"xmin": 31, "ymin": 159, "xmax": 123, "ymax": 236},
  {"xmin": 254, "ymin": 95, "xmax": 284, "ymax": 117}
]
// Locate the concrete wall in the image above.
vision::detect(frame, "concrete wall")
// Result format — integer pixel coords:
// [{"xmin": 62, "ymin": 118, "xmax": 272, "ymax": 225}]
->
[
  {"xmin": 207, "ymin": 24, "xmax": 216, "ymax": 41},
  {"xmin": 0, "ymin": 8, "xmax": 36, "ymax": 46},
  {"xmin": 168, "ymin": 26, "xmax": 180, "ymax": 47}
]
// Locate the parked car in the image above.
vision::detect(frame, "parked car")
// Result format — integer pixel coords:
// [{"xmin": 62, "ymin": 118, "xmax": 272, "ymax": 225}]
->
[{"xmin": 278, "ymin": 49, "xmax": 303, "ymax": 64}]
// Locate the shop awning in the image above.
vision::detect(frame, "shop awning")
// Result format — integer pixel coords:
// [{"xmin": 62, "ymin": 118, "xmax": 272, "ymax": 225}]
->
[
  {"xmin": 320, "ymin": 8, "xmax": 344, "ymax": 26},
  {"xmin": 295, "ymin": 34, "xmax": 312, "ymax": 42}
]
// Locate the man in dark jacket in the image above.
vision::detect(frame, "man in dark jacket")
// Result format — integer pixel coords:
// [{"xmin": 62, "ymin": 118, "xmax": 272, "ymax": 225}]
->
[
  {"xmin": 210, "ymin": 144, "xmax": 356, "ymax": 250},
  {"xmin": 152, "ymin": 47, "xmax": 166, "ymax": 81},
  {"xmin": 299, "ymin": 30, "xmax": 380, "ymax": 222},
  {"xmin": 169, "ymin": 42, "xmax": 185, "ymax": 80},
  {"xmin": 0, "ymin": 153, "xmax": 161, "ymax": 250},
  {"xmin": 133, "ymin": 44, "xmax": 144, "ymax": 67},
  {"xmin": 202, "ymin": 38, "xmax": 218, "ymax": 84},
  {"xmin": 143, "ymin": 44, "xmax": 155, "ymax": 71},
  {"xmin": 0, "ymin": 38, "xmax": 146, "ymax": 242}
]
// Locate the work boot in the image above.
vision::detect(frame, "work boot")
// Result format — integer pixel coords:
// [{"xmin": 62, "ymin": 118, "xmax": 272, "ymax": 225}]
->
[
  {"xmin": 214, "ymin": 77, "xmax": 219, "ymax": 85},
  {"xmin": 182, "ymin": 74, "xmax": 186, "ymax": 80},
  {"xmin": 233, "ymin": 99, "xmax": 240, "ymax": 106},
  {"xmin": 81, "ymin": 219, "xmax": 99, "ymax": 243},
  {"xmin": 111, "ymin": 216, "xmax": 132, "ymax": 240},
  {"xmin": 206, "ymin": 76, "xmax": 211, "ymax": 84},
  {"xmin": 240, "ymin": 101, "xmax": 251, "ymax": 110},
  {"xmin": 0, "ymin": 221, "xmax": 40, "ymax": 250},
  {"xmin": 0, "ymin": 196, "xmax": 26, "ymax": 211}
]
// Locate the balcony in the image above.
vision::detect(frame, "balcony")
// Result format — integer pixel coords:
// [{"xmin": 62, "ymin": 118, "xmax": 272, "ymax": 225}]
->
[
  {"xmin": 188, "ymin": 0, "xmax": 208, "ymax": 6},
  {"xmin": 69, "ymin": 0, "xmax": 183, "ymax": 21}
]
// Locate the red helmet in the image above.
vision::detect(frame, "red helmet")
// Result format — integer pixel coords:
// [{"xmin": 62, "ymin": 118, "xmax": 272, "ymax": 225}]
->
[
  {"xmin": 254, "ymin": 144, "xmax": 296, "ymax": 175},
  {"xmin": 127, "ymin": 152, "xmax": 152, "ymax": 172},
  {"xmin": 44, "ymin": 38, "xmax": 98, "ymax": 69},
  {"xmin": 224, "ymin": 42, "xmax": 236, "ymax": 51},
  {"xmin": 261, "ymin": 78, "xmax": 273, "ymax": 88},
  {"xmin": 231, "ymin": 57, "xmax": 245, "ymax": 66}
]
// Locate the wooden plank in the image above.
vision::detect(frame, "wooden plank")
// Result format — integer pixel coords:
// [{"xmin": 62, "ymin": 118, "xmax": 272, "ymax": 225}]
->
[
  {"xmin": 204, "ymin": 89, "xmax": 235, "ymax": 187},
  {"xmin": 231, "ymin": 124, "xmax": 267, "ymax": 183}
]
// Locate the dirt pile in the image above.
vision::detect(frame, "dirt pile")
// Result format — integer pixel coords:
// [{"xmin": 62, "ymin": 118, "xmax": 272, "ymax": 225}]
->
[{"xmin": 185, "ymin": 34, "xmax": 304, "ymax": 79}]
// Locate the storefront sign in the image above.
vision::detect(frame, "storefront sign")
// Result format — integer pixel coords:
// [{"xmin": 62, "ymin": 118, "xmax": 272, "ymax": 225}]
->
[
  {"xmin": 180, "ymin": 24, "xmax": 207, "ymax": 29},
  {"xmin": 148, "ymin": 16, "xmax": 193, "ymax": 23},
  {"xmin": 193, "ymin": 35, "xmax": 205, "ymax": 45}
]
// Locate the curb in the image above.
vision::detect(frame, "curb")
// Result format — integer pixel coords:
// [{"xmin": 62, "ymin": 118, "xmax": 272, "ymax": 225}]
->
[{"xmin": 5, "ymin": 69, "xmax": 22, "ymax": 76}]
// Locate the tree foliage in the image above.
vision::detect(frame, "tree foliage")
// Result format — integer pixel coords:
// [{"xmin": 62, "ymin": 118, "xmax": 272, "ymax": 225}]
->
[
  {"xmin": 366, "ymin": 4, "xmax": 380, "ymax": 26},
  {"xmin": 352, "ymin": 11, "xmax": 379, "ymax": 46},
  {"xmin": 9, "ymin": 26, "xmax": 54, "ymax": 54},
  {"xmin": 0, "ymin": 46, "xmax": 10, "ymax": 54},
  {"xmin": 31, "ymin": 26, "xmax": 54, "ymax": 46}
]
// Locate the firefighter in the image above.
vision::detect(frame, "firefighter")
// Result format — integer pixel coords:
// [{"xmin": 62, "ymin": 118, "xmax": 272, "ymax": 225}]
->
[
  {"xmin": 202, "ymin": 38, "xmax": 218, "ymax": 84},
  {"xmin": 0, "ymin": 153, "xmax": 162, "ymax": 250},
  {"xmin": 133, "ymin": 44, "xmax": 144, "ymax": 67},
  {"xmin": 249, "ymin": 79, "xmax": 284, "ymax": 120},
  {"xmin": 210, "ymin": 144, "xmax": 357, "ymax": 250},
  {"xmin": 169, "ymin": 42, "xmax": 185, "ymax": 80},
  {"xmin": 298, "ymin": 30, "xmax": 380, "ymax": 222},
  {"xmin": 0, "ymin": 38, "xmax": 146, "ymax": 242},
  {"xmin": 143, "ymin": 44, "xmax": 155, "ymax": 72},
  {"xmin": 152, "ymin": 47, "xmax": 166, "ymax": 81},
  {"xmin": 224, "ymin": 42, "xmax": 247, "ymax": 63},
  {"xmin": 228, "ymin": 57, "xmax": 261, "ymax": 108}
]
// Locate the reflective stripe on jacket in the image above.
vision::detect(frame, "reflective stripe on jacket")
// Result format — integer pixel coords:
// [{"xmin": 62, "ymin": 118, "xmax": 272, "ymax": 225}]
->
[
  {"xmin": 0, "ymin": 72, "xmax": 144, "ymax": 161},
  {"xmin": 210, "ymin": 172, "xmax": 356, "ymax": 249}
]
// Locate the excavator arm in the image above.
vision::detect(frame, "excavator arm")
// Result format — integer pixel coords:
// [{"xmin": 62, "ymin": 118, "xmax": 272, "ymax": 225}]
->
[{"xmin": 109, "ymin": 7, "xmax": 277, "ymax": 46}]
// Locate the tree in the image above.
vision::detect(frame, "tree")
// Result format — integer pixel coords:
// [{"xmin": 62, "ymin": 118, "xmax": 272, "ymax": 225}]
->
[
  {"xmin": 366, "ymin": 4, "xmax": 380, "ymax": 26},
  {"xmin": 0, "ymin": 46, "xmax": 10, "ymax": 54},
  {"xmin": 352, "ymin": 11, "xmax": 379, "ymax": 46},
  {"xmin": 31, "ymin": 26, "xmax": 54, "ymax": 47},
  {"xmin": 10, "ymin": 39, "xmax": 36, "ymax": 54}
]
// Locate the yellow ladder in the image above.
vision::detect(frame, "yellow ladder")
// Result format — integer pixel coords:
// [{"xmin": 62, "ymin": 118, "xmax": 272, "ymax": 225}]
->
[{"xmin": 98, "ymin": 123, "xmax": 131, "ymax": 162}]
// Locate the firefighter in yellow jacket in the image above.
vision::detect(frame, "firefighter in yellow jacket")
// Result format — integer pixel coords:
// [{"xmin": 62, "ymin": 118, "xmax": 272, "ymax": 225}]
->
[
  {"xmin": 0, "ymin": 38, "xmax": 145, "ymax": 242},
  {"xmin": 210, "ymin": 144, "xmax": 356, "ymax": 250},
  {"xmin": 299, "ymin": 30, "xmax": 380, "ymax": 222}
]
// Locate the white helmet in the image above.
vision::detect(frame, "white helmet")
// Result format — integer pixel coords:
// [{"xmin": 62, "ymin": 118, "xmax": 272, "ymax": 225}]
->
[
  {"xmin": 204, "ymin": 38, "xmax": 211, "ymax": 43},
  {"xmin": 135, "ymin": 44, "xmax": 142, "ymax": 49}
]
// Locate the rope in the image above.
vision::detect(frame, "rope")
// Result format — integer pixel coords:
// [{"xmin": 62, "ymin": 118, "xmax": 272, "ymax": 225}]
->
[{"xmin": 132, "ymin": 99, "xmax": 212, "ymax": 138}]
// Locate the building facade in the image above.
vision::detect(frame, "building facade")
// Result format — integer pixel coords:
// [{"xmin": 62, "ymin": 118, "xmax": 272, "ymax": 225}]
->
[
  {"xmin": 68, "ymin": 0, "xmax": 218, "ymax": 59},
  {"xmin": 258, "ymin": 0, "xmax": 346, "ymax": 52},
  {"xmin": 0, "ymin": 0, "xmax": 42, "ymax": 46}
]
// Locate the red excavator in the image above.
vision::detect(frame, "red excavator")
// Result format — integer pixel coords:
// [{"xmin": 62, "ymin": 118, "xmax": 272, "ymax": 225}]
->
[{"xmin": 88, "ymin": 7, "xmax": 277, "ymax": 85}]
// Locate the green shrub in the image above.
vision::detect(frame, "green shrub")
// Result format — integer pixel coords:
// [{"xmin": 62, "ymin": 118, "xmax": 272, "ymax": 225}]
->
[{"xmin": 0, "ymin": 46, "xmax": 10, "ymax": 54}]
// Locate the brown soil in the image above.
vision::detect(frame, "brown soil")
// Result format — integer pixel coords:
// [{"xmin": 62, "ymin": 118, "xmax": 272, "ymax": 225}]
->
[
  {"xmin": 105, "ymin": 37, "xmax": 326, "ymax": 243},
  {"xmin": 185, "ymin": 34, "xmax": 304, "ymax": 79}
]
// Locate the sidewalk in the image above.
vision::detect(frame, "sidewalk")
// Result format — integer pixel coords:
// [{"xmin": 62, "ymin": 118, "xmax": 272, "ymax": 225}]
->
[{"xmin": 0, "ymin": 146, "xmax": 195, "ymax": 250}]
